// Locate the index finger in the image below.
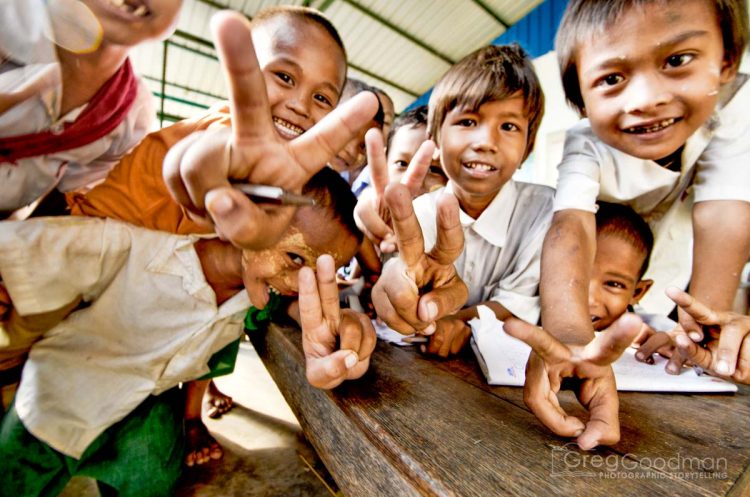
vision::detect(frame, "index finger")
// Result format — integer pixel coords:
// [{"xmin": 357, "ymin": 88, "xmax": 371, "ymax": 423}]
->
[
  {"xmin": 365, "ymin": 128, "xmax": 388, "ymax": 197},
  {"xmin": 298, "ymin": 266, "xmax": 325, "ymax": 336},
  {"xmin": 429, "ymin": 192, "xmax": 463, "ymax": 266},
  {"xmin": 315, "ymin": 254, "xmax": 341, "ymax": 331},
  {"xmin": 584, "ymin": 313, "xmax": 642, "ymax": 366},
  {"xmin": 503, "ymin": 318, "xmax": 570, "ymax": 364},
  {"xmin": 400, "ymin": 140, "xmax": 435, "ymax": 197},
  {"xmin": 384, "ymin": 183, "xmax": 425, "ymax": 267},
  {"xmin": 666, "ymin": 287, "xmax": 720, "ymax": 326},
  {"xmin": 210, "ymin": 11, "xmax": 272, "ymax": 142}
]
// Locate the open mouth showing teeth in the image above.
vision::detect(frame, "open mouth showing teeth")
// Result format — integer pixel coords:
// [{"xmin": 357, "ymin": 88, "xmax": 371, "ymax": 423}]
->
[
  {"xmin": 268, "ymin": 285, "xmax": 280, "ymax": 296},
  {"xmin": 273, "ymin": 117, "xmax": 304, "ymax": 139},
  {"xmin": 463, "ymin": 162, "xmax": 496, "ymax": 172},
  {"xmin": 623, "ymin": 118, "xmax": 679, "ymax": 134},
  {"xmin": 108, "ymin": 0, "xmax": 150, "ymax": 17}
]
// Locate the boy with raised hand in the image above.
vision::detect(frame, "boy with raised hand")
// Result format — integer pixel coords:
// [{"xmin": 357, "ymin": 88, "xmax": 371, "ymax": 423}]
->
[
  {"xmin": 0, "ymin": 0, "xmax": 183, "ymax": 216},
  {"xmin": 533, "ymin": 0, "xmax": 749, "ymax": 448},
  {"xmin": 376, "ymin": 44, "xmax": 554, "ymax": 358}
]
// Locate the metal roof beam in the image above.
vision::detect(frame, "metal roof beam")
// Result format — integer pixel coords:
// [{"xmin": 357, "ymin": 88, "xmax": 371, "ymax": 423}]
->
[
  {"xmin": 339, "ymin": 0, "xmax": 455, "ymax": 65},
  {"xmin": 151, "ymin": 92, "xmax": 211, "ymax": 109},
  {"xmin": 348, "ymin": 62, "xmax": 419, "ymax": 98},
  {"xmin": 142, "ymin": 75, "xmax": 225, "ymax": 101},
  {"xmin": 469, "ymin": 0, "xmax": 509, "ymax": 28}
]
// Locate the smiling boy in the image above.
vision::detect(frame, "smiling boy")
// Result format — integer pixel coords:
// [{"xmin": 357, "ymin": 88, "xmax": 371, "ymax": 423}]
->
[
  {"xmin": 529, "ymin": 0, "xmax": 749, "ymax": 449},
  {"xmin": 403, "ymin": 44, "xmax": 553, "ymax": 357}
]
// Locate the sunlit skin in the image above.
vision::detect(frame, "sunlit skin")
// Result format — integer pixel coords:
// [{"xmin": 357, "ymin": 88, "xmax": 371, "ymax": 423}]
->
[
  {"xmin": 387, "ymin": 124, "xmax": 447, "ymax": 195},
  {"xmin": 438, "ymin": 94, "xmax": 529, "ymax": 219},
  {"xmin": 252, "ymin": 16, "xmax": 347, "ymax": 142},
  {"xmin": 241, "ymin": 205, "xmax": 360, "ymax": 309},
  {"xmin": 576, "ymin": 0, "xmax": 736, "ymax": 161},
  {"xmin": 589, "ymin": 233, "xmax": 652, "ymax": 331},
  {"xmin": 80, "ymin": 0, "xmax": 183, "ymax": 47}
]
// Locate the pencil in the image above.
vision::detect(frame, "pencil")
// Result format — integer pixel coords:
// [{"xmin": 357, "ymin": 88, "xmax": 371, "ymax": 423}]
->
[{"xmin": 232, "ymin": 184, "xmax": 316, "ymax": 206}]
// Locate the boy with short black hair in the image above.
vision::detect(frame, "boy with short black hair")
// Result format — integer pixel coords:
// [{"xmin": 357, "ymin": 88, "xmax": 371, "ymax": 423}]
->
[{"xmin": 590, "ymin": 202, "xmax": 654, "ymax": 332}]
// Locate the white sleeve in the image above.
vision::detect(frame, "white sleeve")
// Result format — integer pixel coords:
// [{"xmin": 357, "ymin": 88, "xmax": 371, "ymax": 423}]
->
[
  {"xmin": 0, "ymin": 217, "xmax": 132, "ymax": 315},
  {"xmin": 553, "ymin": 124, "xmax": 602, "ymax": 213},
  {"xmin": 412, "ymin": 190, "xmax": 439, "ymax": 252},
  {"xmin": 693, "ymin": 77, "xmax": 750, "ymax": 203}
]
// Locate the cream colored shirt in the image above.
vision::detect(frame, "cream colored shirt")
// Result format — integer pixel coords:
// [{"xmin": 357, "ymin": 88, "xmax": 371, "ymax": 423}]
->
[
  {"xmin": 553, "ymin": 71, "xmax": 750, "ymax": 313},
  {"xmin": 0, "ymin": 0, "xmax": 155, "ymax": 212},
  {"xmin": 0, "ymin": 217, "xmax": 250, "ymax": 458},
  {"xmin": 413, "ymin": 181, "xmax": 554, "ymax": 324}
]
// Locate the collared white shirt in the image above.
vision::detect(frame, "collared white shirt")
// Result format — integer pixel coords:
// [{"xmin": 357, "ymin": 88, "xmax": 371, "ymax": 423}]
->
[
  {"xmin": 553, "ymin": 69, "xmax": 750, "ymax": 313},
  {"xmin": 413, "ymin": 180, "xmax": 554, "ymax": 324},
  {"xmin": 0, "ymin": 0, "xmax": 155, "ymax": 212},
  {"xmin": 0, "ymin": 217, "xmax": 250, "ymax": 458}
]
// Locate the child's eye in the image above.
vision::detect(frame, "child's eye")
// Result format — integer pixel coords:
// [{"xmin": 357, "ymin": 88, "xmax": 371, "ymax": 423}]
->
[
  {"xmin": 597, "ymin": 73, "xmax": 624, "ymax": 87},
  {"xmin": 314, "ymin": 93, "xmax": 333, "ymax": 107},
  {"xmin": 456, "ymin": 118, "xmax": 476, "ymax": 127},
  {"xmin": 605, "ymin": 280, "xmax": 626, "ymax": 290},
  {"xmin": 501, "ymin": 122, "xmax": 520, "ymax": 132},
  {"xmin": 275, "ymin": 72, "xmax": 294, "ymax": 86},
  {"xmin": 286, "ymin": 252, "xmax": 304, "ymax": 267},
  {"xmin": 393, "ymin": 160, "xmax": 409, "ymax": 169},
  {"xmin": 665, "ymin": 53, "xmax": 694, "ymax": 69}
]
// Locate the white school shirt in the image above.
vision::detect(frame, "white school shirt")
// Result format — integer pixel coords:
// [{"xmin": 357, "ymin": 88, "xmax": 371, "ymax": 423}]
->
[
  {"xmin": 0, "ymin": 0, "xmax": 155, "ymax": 212},
  {"xmin": 0, "ymin": 217, "xmax": 251, "ymax": 458},
  {"xmin": 553, "ymin": 70, "xmax": 750, "ymax": 314},
  {"xmin": 413, "ymin": 181, "xmax": 554, "ymax": 324}
]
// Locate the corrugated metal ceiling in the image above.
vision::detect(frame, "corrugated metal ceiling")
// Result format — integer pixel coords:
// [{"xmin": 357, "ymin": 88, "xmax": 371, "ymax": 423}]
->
[{"xmin": 129, "ymin": 0, "xmax": 544, "ymax": 126}]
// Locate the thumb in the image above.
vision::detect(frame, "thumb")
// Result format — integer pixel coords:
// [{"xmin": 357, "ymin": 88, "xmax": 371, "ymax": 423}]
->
[{"xmin": 305, "ymin": 349, "xmax": 359, "ymax": 390}]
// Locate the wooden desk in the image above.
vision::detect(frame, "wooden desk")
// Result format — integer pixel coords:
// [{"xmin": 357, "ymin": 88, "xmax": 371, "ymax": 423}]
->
[{"xmin": 250, "ymin": 323, "xmax": 750, "ymax": 496}]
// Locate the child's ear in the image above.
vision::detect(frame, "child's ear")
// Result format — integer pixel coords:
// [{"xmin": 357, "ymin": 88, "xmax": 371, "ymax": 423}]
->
[
  {"xmin": 630, "ymin": 279, "xmax": 653, "ymax": 305},
  {"xmin": 719, "ymin": 56, "xmax": 739, "ymax": 85}
]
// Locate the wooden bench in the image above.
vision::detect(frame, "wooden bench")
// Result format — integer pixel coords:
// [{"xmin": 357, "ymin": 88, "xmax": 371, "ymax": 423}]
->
[{"xmin": 250, "ymin": 323, "xmax": 750, "ymax": 496}]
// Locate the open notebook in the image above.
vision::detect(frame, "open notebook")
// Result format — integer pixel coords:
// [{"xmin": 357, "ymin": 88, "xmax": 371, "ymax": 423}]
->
[{"xmin": 469, "ymin": 306, "xmax": 737, "ymax": 393}]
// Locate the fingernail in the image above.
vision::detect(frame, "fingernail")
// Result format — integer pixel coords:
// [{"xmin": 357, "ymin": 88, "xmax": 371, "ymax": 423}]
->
[
  {"xmin": 420, "ymin": 345, "xmax": 426, "ymax": 354},
  {"xmin": 345, "ymin": 352, "xmax": 358, "ymax": 369},
  {"xmin": 666, "ymin": 364, "xmax": 679, "ymax": 375},
  {"xmin": 423, "ymin": 323, "xmax": 436, "ymax": 336},
  {"xmin": 574, "ymin": 429, "xmax": 583, "ymax": 437},
  {"xmin": 675, "ymin": 335, "xmax": 691, "ymax": 348},
  {"xmin": 635, "ymin": 352, "xmax": 644, "ymax": 360},
  {"xmin": 716, "ymin": 360, "xmax": 730, "ymax": 375},
  {"xmin": 211, "ymin": 193, "xmax": 233, "ymax": 215},
  {"xmin": 688, "ymin": 332, "xmax": 701, "ymax": 341},
  {"xmin": 426, "ymin": 302, "xmax": 438, "ymax": 321}
]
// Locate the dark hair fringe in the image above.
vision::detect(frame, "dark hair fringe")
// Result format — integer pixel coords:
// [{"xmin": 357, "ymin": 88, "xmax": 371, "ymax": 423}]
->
[
  {"xmin": 302, "ymin": 166, "xmax": 363, "ymax": 245},
  {"xmin": 595, "ymin": 202, "xmax": 654, "ymax": 279},
  {"xmin": 386, "ymin": 105, "xmax": 428, "ymax": 150}
]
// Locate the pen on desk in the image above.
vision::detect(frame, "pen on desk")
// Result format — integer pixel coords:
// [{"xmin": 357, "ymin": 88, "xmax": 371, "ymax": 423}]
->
[
  {"xmin": 231, "ymin": 184, "xmax": 316, "ymax": 206},
  {"xmin": 403, "ymin": 336, "xmax": 429, "ymax": 344}
]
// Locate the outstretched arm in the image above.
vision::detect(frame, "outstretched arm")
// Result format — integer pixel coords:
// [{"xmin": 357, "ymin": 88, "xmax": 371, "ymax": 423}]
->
[{"xmin": 163, "ymin": 11, "xmax": 379, "ymax": 250}]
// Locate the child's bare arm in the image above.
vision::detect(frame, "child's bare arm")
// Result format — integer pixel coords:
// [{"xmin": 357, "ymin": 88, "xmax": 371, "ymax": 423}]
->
[
  {"xmin": 540, "ymin": 209, "xmax": 597, "ymax": 343},
  {"xmin": 297, "ymin": 255, "xmax": 377, "ymax": 389},
  {"xmin": 163, "ymin": 12, "xmax": 378, "ymax": 251},
  {"xmin": 687, "ymin": 200, "xmax": 750, "ymax": 338}
]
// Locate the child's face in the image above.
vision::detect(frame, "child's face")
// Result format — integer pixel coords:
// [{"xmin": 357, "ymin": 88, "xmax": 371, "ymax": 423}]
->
[
  {"xmin": 576, "ymin": 0, "xmax": 735, "ymax": 161},
  {"xmin": 387, "ymin": 124, "xmax": 447, "ymax": 195},
  {"xmin": 437, "ymin": 94, "xmax": 528, "ymax": 206},
  {"xmin": 589, "ymin": 233, "xmax": 651, "ymax": 331},
  {"xmin": 253, "ymin": 17, "xmax": 347, "ymax": 141},
  {"xmin": 241, "ymin": 205, "xmax": 359, "ymax": 309},
  {"xmin": 81, "ymin": 0, "xmax": 182, "ymax": 47}
]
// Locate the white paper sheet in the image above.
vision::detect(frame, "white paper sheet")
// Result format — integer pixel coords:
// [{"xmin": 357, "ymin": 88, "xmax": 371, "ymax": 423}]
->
[{"xmin": 469, "ymin": 305, "xmax": 737, "ymax": 393}]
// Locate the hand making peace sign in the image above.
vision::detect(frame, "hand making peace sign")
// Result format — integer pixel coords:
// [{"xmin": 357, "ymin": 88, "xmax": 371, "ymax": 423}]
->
[
  {"xmin": 163, "ymin": 11, "xmax": 379, "ymax": 250},
  {"xmin": 371, "ymin": 183, "xmax": 467, "ymax": 335},
  {"xmin": 504, "ymin": 313, "xmax": 643, "ymax": 450},
  {"xmin": 299, "ymin": 255, "xmax": 377, "ymax": 389}
]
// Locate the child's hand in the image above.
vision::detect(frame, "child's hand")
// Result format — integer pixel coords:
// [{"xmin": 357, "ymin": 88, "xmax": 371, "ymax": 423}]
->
[
  {"xmin": 371, "ymin": 184, "xmax": 467, "ymax": 335},
  {"xmin": 299, "ymin": 254, "xmax": 377, "ymax": 389},
  {"xmin": 163, "ymin": 12, "xmax": 379, "ymax": 250},
  {"xmin": 422, "ymin": 315, "xmax": 471, "ymax": 357},
  {"xmin": 668, "ymin": 287, "xmax": 750, "ymax": 382},
  {"xmin": 504, "ymin": 313, "xmax": 642, "ymax": 450},
  {"xmin": 354, "ymin": 128, "xmax": 435, "ymax": 253},
  {"xmin": 633, "ymin": 324, "xmax": 680, "ymax": 371}
]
